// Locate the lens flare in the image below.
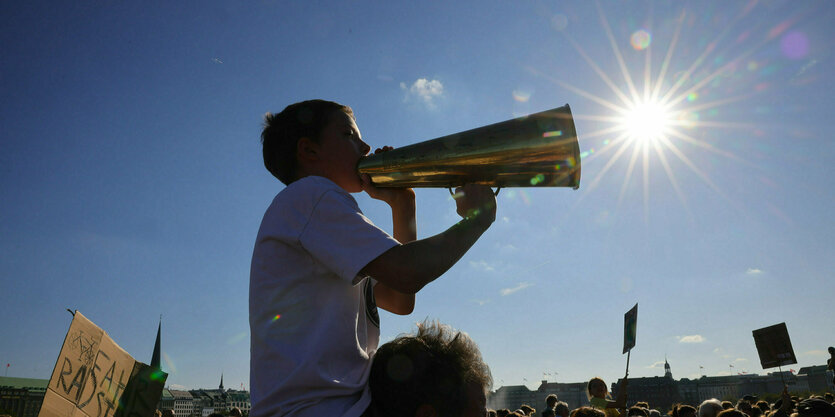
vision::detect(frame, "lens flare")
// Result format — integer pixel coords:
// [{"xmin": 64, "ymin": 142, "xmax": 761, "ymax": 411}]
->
[
  {"xmin": 272, "ymin": 314, "xmax": 281, "ymax": 322},
  {"xmin": 780, "ymin": 31, "xmax": 809, "ymax": 59},
  {"xmin": 163, "ymin": 352, "xmax": 177, "ymax": 374},
  {"xmin": 630, "ymin": 29, "xmax": 651, "ymax": 50},
  {"xmin": 512, "ymin": 89, "xmax": 532, "ymax": 102}
]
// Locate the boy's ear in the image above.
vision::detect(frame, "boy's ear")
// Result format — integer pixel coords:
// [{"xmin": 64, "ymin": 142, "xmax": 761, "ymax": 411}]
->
[{"xmin": 296, "ymin": 137, "xmax": 320, "ymax": 162}]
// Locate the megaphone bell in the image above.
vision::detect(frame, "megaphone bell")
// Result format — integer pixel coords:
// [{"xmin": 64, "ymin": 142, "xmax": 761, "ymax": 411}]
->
[{"xmin": 357, "ymin": 104, "xmax": 581, "ymax": 190}]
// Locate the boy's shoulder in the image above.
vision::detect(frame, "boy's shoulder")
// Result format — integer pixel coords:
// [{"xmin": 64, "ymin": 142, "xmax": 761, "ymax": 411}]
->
[{"xmin": 271, "ymin": 175, "xmax": 355, "ymax": 211}]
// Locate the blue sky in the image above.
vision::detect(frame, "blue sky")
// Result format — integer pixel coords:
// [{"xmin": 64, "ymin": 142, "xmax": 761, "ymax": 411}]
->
[{"xmin": 1, "ymin": 1, "xmax": 833, "ymax": 392}]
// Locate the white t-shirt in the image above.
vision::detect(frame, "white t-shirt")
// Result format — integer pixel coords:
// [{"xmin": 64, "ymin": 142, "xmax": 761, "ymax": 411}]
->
[{"xmin": 249, "ymin": 176, "xmax": 400, "ymax": 417}]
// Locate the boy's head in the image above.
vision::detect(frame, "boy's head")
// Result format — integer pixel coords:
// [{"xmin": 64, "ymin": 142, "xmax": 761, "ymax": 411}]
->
[{"xmin": 261, "ymin": 99, "xmax": 359, "ymax": 186}]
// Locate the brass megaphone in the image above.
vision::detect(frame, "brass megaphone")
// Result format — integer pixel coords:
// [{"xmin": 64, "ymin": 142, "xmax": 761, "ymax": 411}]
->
[{"xmin": 357, "ymin": 104, "xmax": 580, "ymax": 190}]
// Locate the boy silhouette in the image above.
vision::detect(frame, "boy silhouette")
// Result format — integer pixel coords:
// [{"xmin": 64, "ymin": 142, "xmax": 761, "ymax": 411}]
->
[{"xmin": 249, "ymin": 100, "xmax": 497, "ymax": 417}]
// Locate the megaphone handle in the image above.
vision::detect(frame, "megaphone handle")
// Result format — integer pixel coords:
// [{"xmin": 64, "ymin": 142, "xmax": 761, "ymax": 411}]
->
[{"xmin": 448, "ymin": 187, "xmax": 501, "ymax": 197}]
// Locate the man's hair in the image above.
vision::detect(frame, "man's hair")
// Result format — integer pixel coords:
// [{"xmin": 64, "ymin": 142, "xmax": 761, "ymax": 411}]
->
[
  {"xmin": 717, "ymin": 410, "xmax": 747, "ymax": 417},
  {"xmin": 261, "ymin": 99, "xmax": 354, "ymax": 185},
  {"xmin": 571, "ymin": 407, "xmax": 607, "ymax": 417},
  {"xmin": 369, "ymin": 320, "xmax": 492, "ymax": 417},
  {"xmin": 555, "ymin": 402, "xmax": 570, "ymax": 417},
  {"xmin": 721, "ymin": 402, "xmax": 734, "ymax": 410},
  {"xmin": 636, "ymin": 402, "xmax": 649, "ymax": 409},
  {"xmin": 547, "ymin": 394, "xmax": 559, "ymax": 407},
  {"xmin": 521, "ymin": 405, "xmax": 535, "ymax": 415},
  {"xmin": 628, "ymin": 406, "xmax": 649, "ymax": 417},
  {"xmin": 699, "ymin": 399, "xmax": 724, "ymax": 417}
]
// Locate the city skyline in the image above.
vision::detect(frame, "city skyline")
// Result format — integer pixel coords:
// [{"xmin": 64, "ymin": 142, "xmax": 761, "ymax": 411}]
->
[{"xmin": 2, "ymin": 1, "xmax": 834, "ymax": 392}]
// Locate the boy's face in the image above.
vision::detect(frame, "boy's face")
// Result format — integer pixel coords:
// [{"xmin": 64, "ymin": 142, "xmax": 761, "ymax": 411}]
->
[{"xmin": 312, "ymin": 110, "xmax": 371, "ymax": 192}]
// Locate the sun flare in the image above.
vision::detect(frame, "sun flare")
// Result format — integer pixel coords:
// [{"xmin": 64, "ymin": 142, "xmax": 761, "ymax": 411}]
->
[{"xmin": 620, "ymin": 100, "xmax": 675, "ymax": 144}]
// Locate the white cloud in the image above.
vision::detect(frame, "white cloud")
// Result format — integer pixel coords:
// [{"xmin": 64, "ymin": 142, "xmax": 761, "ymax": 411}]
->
[
  {"xmin": 401, "ymin": 78, "xmax": 444, "ymax": 108},
  {"xmin": 678, "ymin": 335, "xmax": 705, "ymax": 343},
  {"xmin": 472, "ymin": 299, "xmax": 491, "ymax": 306},
  {"xmin": 469, "ymin": 260, "xmax": 495, "ymax": 272},
  {"xmin": 500, "ymin": 282, "xmax": 533, "ymax": 296},
  {"xmin": 647, "ymin": 361, "xmax": 665, "ymax": 369},
  {"xmin": 734, "ymin": 358, "xmax": 748, "ymax": 362},
  {"xmin": 746, "ymin": 268, "xmax": 763, "ymax": 275},
  {"xmin": 803, "ymin": 349, "xmax": 828, "ymax": 357}
]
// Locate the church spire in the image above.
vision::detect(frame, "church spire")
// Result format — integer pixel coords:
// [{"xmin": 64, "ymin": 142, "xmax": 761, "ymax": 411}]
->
[
  {"xmin": 219, "ymin": 373, "xmax": 224, "ymax": 390},
  {"xmin": 150, "ymin": 316, "xmax": 161, "ymax": 370},
  {"xmin": 664, "ymin": 356, "xmax": 672, "ymax": 378}
]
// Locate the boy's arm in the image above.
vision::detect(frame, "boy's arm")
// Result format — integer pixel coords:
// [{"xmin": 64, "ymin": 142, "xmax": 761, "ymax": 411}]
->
[
  {"xmin": 371, "ymin": 187, "xmax": 417, "ymax": 315},
  {"xmin": 361, "ymin": 183, "xmax": 496, "ymax": 296}
]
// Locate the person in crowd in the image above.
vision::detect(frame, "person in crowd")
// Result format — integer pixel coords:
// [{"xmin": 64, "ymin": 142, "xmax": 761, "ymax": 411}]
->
[
  {"xmin": 794, "ymin": 397, "xmax": 835, "ymax": 417},
  {"xmin": 738, "ymin": 400, "xmax": 754, "ymax": 416},
  {"xmin": 823, "ymin": 393, "xmax": 833, "ymax": 403},
  {"xmin": 250, "ymin": 100, "xmax": 497, "ymax": 417},
  {"xmin": 828, "ymin": 347, "xmax": 835, "ymax": 385},
  {"xmin": 572, "ymin": 407, "xmax": 607, "ymax": 417},
  {"xmin": 672, "ymin": 404, "xmax": 697, "ymax": 417},
  {"xmin": 497, "ymin": 410, "xmax": 510, "ymax": 417},
  {"xmin": 717, "ymin": 410, "xmax": 747, "ymax": 417},
  {"xmin": 650, "ymin": 409, "xmax": 662, "ymax": 417},
  {"xmin": 756, "ymin": 401, "xmax": 771, "ymax": 415},
  {"xmin": 543, "ymin": 410, "xmax": 557, "ymax": 417},
  {"xmin": 555, "ymin": 401, "xmax": 570, "ymax": 417},
  {"xmin": 520, "ymin": 405, "xmax": 536, "ymax": 416},
  {"xmin": 229, "ymin": 407, "xmax": 243, "ymax": 417},
  {"xmin": 587, "ymin": 377, "xmax": 628, "ymax": 417},
  {"xmin": 368, "ymin": 320, "xmax": 492, "ymax": 417},
  {"xmin": 722, "ymin": 402, "xmax": 734, "ymax": 410},
  {"xmin": 545, "ymin": 395, "xmax": 559, "ymax": 414},
  {"xmin": 635, "ymin": 403, "xmax": 649, "ymax": 410},
  {"xmin": 628, "ymin": 406, "xmax": 648, "ymax": 417},
  {"xmin": 489, "ymin": 411, "xmax": 497, "ymax": 417},
  {"xmin": 699, "ymin": 399, "xmax": 724, "ymax": 417}
]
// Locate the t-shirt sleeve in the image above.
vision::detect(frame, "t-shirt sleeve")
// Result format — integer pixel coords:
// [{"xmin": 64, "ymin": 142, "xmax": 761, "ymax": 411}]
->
[{"xmin": 299, "ymin": 189, "xmax": 399, "ymax": 284}]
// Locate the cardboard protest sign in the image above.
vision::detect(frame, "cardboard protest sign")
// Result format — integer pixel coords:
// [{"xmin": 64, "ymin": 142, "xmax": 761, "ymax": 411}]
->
[
  {"xmin": 39, "ymin": 311, "xmax": 167, "ymax": 417},
  {"xmin": 623, "ymin": 303, "xmax": 638, "ymax": 354},
  {"xmin": 752, "ymin": 322, "xmax": 797, "ymax": 369}
]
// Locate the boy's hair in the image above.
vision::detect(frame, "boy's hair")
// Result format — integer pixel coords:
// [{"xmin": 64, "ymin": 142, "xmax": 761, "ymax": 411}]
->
[
  {"xmin": 369, "ymin": 320, "xmax": 492, "ymax": 417},
  {"xmin": 261, "ymin": 99, "xmax": 354, "ymax": 185}
]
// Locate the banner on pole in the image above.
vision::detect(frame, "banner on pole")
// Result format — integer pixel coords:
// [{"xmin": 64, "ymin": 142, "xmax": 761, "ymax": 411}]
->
[
  {"xmin": 623, "ymin": 303, "xmax": 638, "ymax": 354},
  {"xmin": 38, "ymin": 311, "xmax": 167, "ymax": 417},
  {"xmin": 752, "ymin": 322, "xmax": 797, "ymax": 369}
]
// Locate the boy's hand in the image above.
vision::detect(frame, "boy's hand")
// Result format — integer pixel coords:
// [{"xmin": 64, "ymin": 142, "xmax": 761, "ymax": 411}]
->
[
  {"xmin": 361, "ymin": 146, "xmax": 416, "ymax": 208},
  {"xmin": 453, "ymin": 184, "xmax": 496, "ymax": 227}
]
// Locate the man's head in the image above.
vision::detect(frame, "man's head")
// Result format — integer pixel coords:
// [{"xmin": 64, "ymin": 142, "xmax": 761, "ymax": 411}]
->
[
  {"xmin": 795, "ymin": 398, "xmax": 835, "ymax": 417},
  {"xmin": 699, "ymin": 399, "xmax": 724, "ymax": 417},
  {"xmin": 716, "ymin": 410, "xmax": 747, "ymax": 417},
  {"xmin": 546, "ymin": 395, "xmax": 558, "ymax": 408},
  {"xmin": 555, "ymin": 402, "xmax": 570, "ymax": 417},
  {"xmin": 628, "ymin": 407, "xmax": 648, "ymax": 417},
  {"xmin": 521, "ymin": 405, "xmax": 535, "ymax": 415},
  {"xmin": 570, "ymin": 407, "xmax": 606, "ymax": 417},
  {"xmin": 262, "ymin": 100, "xmax": 367, "ymax": 187},
  {"xmin": 369, "ymin": 320, "xmax": 492, "ymax": 417}
]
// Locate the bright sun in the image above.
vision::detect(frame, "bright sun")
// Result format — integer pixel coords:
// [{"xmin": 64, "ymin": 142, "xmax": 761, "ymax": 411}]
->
[{"xmin": 620, "ymin": 100, "xmax": 674, "ymax": 144}]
